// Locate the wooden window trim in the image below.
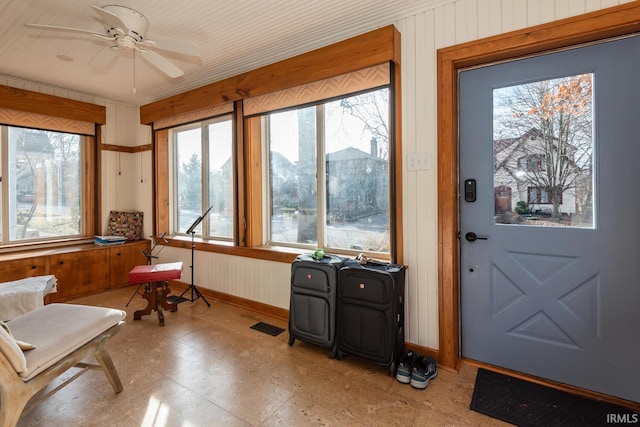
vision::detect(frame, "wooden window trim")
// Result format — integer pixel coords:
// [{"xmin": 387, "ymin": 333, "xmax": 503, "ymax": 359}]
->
[
  {"xmin": 437, "ymin": 2, "xmax": 640, "ymax": 375},
  {"xmin": 140, "ymin": 26, "xmax": 400, "ymax": 124},
  {"xmin": 0, "ymin": 85, "xmax": 105, "ymax": 125}
]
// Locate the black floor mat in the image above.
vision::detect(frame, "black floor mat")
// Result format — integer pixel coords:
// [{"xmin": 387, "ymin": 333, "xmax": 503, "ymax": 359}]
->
[
  {"xmin": 470, "ymin": 368, "xmax": 638, "ymax": 426},
  {"xmin": 250, "ymin": 321, "xmax": 285, "ymax": 336}
]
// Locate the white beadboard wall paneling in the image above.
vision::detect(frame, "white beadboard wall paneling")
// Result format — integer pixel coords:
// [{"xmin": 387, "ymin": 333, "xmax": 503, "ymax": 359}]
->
[
  {"xmin": 133, "ymin": 150, "xmax": 153, "ymax": 240},
  {"xmin": 158, "ymin": 247, "xmax": 291, "ymax": 309},
  {"xmin": 455, "ymin": 0, "xmax": 479, "ymax": 43},
  {"xmin": 101, "ymin": 151, "xmax": 117, "ymax": 234},
  {"xmin": 422, "ymin": 8, "xmax": 440, "ymax": 352},
  {"xmin": 397, "ymin": 14, "xmax": 419, "ymax": 349},
  {"xmin": 413, "ymin": 12, "xmax": 429, "ymax": 347},
  {"xmin": 434, "ymin": 2, "xmax": 458, "ymax": 49},
  {"xmin": 502, "ymin": 0, "xmax": 529, "ymax": 33}
]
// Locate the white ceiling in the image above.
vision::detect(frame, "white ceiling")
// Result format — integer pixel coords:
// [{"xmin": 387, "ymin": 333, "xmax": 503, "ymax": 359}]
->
[{"xmin": 0, "ymin": 0, "xmax": 440, "ymax": 106}]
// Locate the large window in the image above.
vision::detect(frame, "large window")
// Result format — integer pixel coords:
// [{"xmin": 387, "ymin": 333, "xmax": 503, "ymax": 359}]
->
[
  {"xmin": 0, "ymin": 126, "xmax": 84, "ymax": 244},
  {"xmin": 171, "ymin": 115, "xmax": 234, "ymax": 240},
  {"xmin": 265, "ymin": 88, "xmax": 391, "ymax": 255}
]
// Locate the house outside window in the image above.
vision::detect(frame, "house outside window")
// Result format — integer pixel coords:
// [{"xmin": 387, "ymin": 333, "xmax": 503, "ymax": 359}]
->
[
  {"xmin": 0, "ymin": 126, "xmax": 83, "ymax": 244},
  {"xmin": 493, "ymin": 73, "xmax": 593, "ymax": 227},
  {"xmin": 170, "ymin": 115, "xmax": 234, "ymax": 240},
  {"xmin": 527, "ymin": 187, "xmax": 562, "ymax": 205},
  {"xmin": 517, "ymin": 154, "xmax": 546, "ymax": 172},
  {"xmin": 264, "ymin": 88, "xmax": 391, "ymax": 254}
]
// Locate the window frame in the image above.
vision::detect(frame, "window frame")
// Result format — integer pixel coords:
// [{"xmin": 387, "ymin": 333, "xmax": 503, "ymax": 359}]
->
[
  {"xmin": 527, "ymin": 187, "xmax": 563, "ymax": 205},
  {"xmin": 0, "ymin": 125, "xmax": 87, "ymax": 244},
  {"xmin": 262, "ymin": 87, "xmax": 392, "ymax": 257},
  {"xmin": 169, "ymin": 113, "xmax": 235, "ymax": 242},
  {"xmin": 518, "ymin": 154, "xmax": 546, "ymax": 172},
  {"xmin": 0, "ymin": 85, "xmax": 103, "ymax": 251}
]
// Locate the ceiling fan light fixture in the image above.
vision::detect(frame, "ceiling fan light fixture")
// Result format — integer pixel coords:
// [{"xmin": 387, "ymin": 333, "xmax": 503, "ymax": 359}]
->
[{"xmin": 25, "ymin": 4, "xmax": 201, "ymax": 79}]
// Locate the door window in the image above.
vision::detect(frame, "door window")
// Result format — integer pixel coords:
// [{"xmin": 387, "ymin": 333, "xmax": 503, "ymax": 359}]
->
[{"xmin": 493, "ymin": 74, "xmax": 594, "ymax": 228}]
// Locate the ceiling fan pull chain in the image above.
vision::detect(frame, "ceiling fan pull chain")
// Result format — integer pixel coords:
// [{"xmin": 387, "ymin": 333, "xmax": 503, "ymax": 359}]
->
[{"xmin": 133, "ymin": 52, "xmax": 137, "ymax": 94}]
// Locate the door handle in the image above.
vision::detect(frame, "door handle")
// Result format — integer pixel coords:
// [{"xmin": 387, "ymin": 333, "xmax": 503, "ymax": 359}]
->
[{"xmin": 465, "ymin": 232, "xmax": 488, "ymax": 242}]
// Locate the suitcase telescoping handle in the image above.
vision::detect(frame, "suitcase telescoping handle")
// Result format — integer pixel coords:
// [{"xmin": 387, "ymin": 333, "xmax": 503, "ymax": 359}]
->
[{"xmin": 356, "ymin": 253, "xmax": 387, "ymax": 266}]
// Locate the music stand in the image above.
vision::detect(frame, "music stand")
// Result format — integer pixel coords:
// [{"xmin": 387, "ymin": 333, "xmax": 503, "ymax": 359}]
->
[{"xmin": 171, "ymin": 206, "xmax": 213, "ymax": 306}]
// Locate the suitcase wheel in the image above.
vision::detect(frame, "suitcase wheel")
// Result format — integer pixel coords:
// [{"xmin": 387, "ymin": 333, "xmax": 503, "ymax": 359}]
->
[
  {"xmin": 288, "ymin": 335, "xmax": 295, "ymax": 346},
  {"xmin": 329, "ymin": 347, "xmax": 337, "ymax": 359}
]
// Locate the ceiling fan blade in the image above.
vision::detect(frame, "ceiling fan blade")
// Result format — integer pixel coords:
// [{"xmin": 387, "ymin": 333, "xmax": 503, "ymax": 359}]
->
[
  {"xmin": 88, "ymin": 46, "xmax": 119, "ymax": 68},
  {"xmin": 24, "ymin": 23, "xmax": 113, "ymax": 41},
  {"xmin": 138, "ymin": 49, "xmax": 184, "ymax": 78},
  {"xmin": 144, "ymin": 36, "xmax": 201, "ymax": 58},
  {"xmin": 91, "ymin": 5, "xmax": 129, "ymax": 32}
]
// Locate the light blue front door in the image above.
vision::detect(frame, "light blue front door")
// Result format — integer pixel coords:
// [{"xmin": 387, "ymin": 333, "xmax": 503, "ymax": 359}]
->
[{"xmin": 459, "ymin": 36, "xmax": 639, "ymax": 402}]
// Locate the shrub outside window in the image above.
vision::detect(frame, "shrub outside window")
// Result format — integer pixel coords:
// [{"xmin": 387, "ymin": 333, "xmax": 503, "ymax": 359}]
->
[
  {"xmin": 0, "ymin": 126, "xmax": 83, "ymax": 244},
  {"xmin": 265, "ymin": 88, "xmax": 390, "ymax": 255}
]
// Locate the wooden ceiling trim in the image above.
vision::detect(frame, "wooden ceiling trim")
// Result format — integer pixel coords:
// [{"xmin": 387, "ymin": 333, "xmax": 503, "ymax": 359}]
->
[
  {"xmin": 140, "ymin": 25, "xmax": 400, "ymax": 125},
  {"xmin": 0, "ymin": 85, "xmax": 105, "ymax": 124}
]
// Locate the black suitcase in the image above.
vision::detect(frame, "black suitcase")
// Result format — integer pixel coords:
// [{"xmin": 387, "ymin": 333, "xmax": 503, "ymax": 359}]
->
[
  {"xmin": 335, "ymin": 259, "xmax": 406, "ymax": 376},
  {"xmin": 288, "ymin": 254, "xmax": 345, "ymax": 357}
]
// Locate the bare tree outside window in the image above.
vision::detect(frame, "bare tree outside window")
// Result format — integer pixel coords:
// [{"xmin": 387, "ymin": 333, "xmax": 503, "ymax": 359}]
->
[
  {"xmin": 268, "ymin": 88, "xmax": 391, "ymax": 253},
  {"xmin": 493, "ymin": 74, "xmax": 594, "ymax": 228},
  {"xmin": 8, "ymin": 127, "xmax": 82, "ymax": 241}
]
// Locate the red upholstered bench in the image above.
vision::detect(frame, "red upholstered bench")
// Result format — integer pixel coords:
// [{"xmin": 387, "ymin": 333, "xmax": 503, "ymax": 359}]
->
[{"xmin": 129, "ymin": 262, "xmax": 183, "ymax": 326}]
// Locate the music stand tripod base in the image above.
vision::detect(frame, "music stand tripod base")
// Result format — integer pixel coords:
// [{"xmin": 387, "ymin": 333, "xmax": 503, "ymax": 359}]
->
[
  {"xmin": 170, "ymin": 283, "xmax": 210, "ymax": 306},
  {"xmin": 172, "ymin": 206, "xmax": 213, "ymax": 307}
]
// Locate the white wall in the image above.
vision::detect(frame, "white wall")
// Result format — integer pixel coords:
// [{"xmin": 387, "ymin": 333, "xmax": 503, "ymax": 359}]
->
[
  {"xmin": 2, "ymin": 0, "xmax": 631, "ymax": 351},
  {"xmin": 101, "ymin": 102, "xmax": 153, "ymax": 239}
]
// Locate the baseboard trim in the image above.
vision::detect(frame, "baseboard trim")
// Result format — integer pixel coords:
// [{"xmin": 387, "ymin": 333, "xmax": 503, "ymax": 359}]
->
[{"xmin": 169, "ymin": 281, "xmax": 289, "ymax": 322}]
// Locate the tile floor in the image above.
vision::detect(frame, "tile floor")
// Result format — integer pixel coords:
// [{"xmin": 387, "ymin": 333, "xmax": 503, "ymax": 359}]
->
[{"xmin": 17, "ymin": 286, "xmax": 508, "ymax": 426}]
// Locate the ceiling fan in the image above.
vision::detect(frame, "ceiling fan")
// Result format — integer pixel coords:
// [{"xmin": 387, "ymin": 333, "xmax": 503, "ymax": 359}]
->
[{"xmin": 24, "ymin": 4, "xmax": 201, "ymax": 79}]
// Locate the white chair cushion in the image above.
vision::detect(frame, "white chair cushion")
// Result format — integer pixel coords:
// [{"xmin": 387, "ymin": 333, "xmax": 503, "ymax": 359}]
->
[
  {"xmin": 7, "ymin": 303, "xmax": 126, "ymax": 381},
  {"xmin": 0, "ymin": 320, "xmax": 27, "ymax": 373}
]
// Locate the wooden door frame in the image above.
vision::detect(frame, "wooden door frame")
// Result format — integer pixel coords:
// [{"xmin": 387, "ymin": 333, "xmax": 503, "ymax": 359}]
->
[{"xmin": 437, "ymin": 1, "xmax": 640, "ymax": 371}]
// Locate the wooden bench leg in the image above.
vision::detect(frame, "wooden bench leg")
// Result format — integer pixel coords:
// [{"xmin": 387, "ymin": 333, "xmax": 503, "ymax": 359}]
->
[
  {"xmin": 94, "ymin": 347, "xmax": 123, "ymax": 393},
  {"xmin": 0, "ymin": 386, "xmax": 31, "ymax": 427}
]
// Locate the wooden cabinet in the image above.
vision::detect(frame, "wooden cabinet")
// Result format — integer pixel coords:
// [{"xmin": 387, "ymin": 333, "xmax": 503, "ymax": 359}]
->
[
  {"xmin": 109, "ymin": 243, "xmax": 148, "ymax": 289},
  {"xmin": 0, "ymin": 240, "xmax": 149, "ymax": 302},
  {"xmin": 1, "ymin": 257, "xmax": 47, "ymax": 282},
  {"xmin": 49, "ymin": 248, "xmax": 109, "ymax": 301}
]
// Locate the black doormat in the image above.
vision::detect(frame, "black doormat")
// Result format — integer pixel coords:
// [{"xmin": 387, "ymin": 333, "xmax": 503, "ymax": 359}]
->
[
  {"xmin": 470, "ymin": 368, "xmax": 638, "ymax": 426},
  {"xmin": 250, "ymin": 321, "xmax": 285, "ymax": 336}
]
